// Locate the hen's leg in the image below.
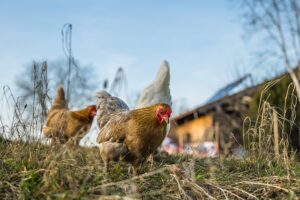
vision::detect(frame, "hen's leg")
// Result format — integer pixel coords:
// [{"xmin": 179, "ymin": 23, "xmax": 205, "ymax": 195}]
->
[
  {"xmin": 73, "ymin": 126, "xmax": 89, "ymax": 146},
  {"xmin": 43, "ymin": 127, "xmax": 60, "ymax": 145},
  {"xmin": 147, "ymin": 154, "xmax": 154, "ymax": 169},
  {"xmin": 59, "ymin": 134, "xmax": 68, "ymax": 144},
  {"xmin": 104, "ymin": 159, "xmax": 110, "ymax": 173},
  {"xmin": 52, "ymin": 137, "xmax": 60, "ymax": 145},
  {"xmin": 132, "ymin": 165, "xmax": 137, "ymax": 176},
  {"xmin": 99, "ymin": 144, "xmax": 110, "ymax": 174},
  {"xmin": 66, "ymin": 138, "xmax": 80, "ymax": 150},
  {"xmin": 131, "ymin": 160, "xmax": 140, "ymax": 176}
]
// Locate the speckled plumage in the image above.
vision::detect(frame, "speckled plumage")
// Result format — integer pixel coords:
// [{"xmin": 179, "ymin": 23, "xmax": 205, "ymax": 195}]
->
[{"xmin": 95, "ymin": 90, "xmax": 129, "ymax": 130}]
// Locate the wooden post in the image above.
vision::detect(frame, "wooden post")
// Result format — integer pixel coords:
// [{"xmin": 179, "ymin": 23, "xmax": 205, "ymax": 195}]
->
[
  {"xmin": 215, "ymin": 122, "xmax": 220, "ymax": 156},
  {"xmin": 273, "ymin": 109, "xmax": 279, "ymax": 160}
]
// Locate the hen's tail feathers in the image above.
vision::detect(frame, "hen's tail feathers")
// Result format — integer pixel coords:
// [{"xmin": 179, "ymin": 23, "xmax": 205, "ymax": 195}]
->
[
  {"xmin": 51, "ymin": 85, "xmax": 68, "ymax": 110},
  {"xmin": 155, "ymin": 60, "xmax": 170, "ymax": 87},
  {"xmin": 95, "ymin": 90, "xmax": 129, "ymax": 129},
  {"xmin": 136, "ymin": 60, "xmax": 172, "ymax": 108}
]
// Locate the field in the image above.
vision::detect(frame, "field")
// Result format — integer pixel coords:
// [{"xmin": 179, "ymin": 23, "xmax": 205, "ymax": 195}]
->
[
  {"xmin": 1, "ymin": 79, "xmax": 300, "ymax": 199},
  {"xmin": 0, "ymin": 136, "xmax": 299, "ymax": 199}
]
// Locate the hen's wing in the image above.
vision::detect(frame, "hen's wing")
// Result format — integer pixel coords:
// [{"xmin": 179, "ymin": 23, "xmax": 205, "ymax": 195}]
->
[
  {"xmin": 95, "ymin": 90, "xmax": 129, "ymax": 130},
  {"xmin": 136, "ymin": 60, "xmax": 172, "ymax": 108},
  {"xmin": 50, "ymin": 85, "xmax": 68, "ymax": 110},
  {"xmin": 96, "ymin": 111, "xmax": 130, "ymax": 143}
]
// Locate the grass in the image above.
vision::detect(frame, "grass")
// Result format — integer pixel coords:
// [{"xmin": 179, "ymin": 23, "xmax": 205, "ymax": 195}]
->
[
  {"xmin": 1, "ymin": 73, "xmax": 300, "ymax": 199},
  {"xmin": 0, "ymin": 138, "xmax": 299, "ymax": 199}
]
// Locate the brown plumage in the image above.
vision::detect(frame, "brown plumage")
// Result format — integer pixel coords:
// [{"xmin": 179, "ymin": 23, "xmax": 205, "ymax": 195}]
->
[
  {"xmin": 43, "ymin": 85, "xmax": 97, "ymax": 146},
  {"xmin": 96, "ymin": 91, "xmax": 172, "ymax": 174}
]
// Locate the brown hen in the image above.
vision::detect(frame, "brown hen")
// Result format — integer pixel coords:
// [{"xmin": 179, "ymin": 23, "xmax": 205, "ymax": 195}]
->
[
  {"xmin": 43, "ymin": 86, "xmax": 96, "ymax": 146},
  {"xmin": 96, "ymin": 91, "xmax": 171, "ymax": 174}
]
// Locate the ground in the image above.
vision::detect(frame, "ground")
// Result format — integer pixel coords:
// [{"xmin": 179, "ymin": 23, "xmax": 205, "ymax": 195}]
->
[{"xmin": 0, "ymin": 138, "xmax": 299, "ymax": 200}]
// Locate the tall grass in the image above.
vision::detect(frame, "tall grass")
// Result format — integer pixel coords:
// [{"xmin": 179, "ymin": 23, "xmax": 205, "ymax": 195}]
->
[{"xmin": 243, "ymin": 80, "xmax": 298, "ymax": 182}]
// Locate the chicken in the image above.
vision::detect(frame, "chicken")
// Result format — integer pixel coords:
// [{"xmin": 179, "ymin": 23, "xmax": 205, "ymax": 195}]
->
[
  {"xmin": 136, "ymin": 60, "xmax": 172, "ymax": 108},
  {"xmin": 136, "ymin": 60, "xmax": 172, "ymax": 166},
  {"xmin": 95, "ymin": 91, "xmax": 172, "ymax": 174},
  {"xmin": 43, "ymin": 85, "xmax": 97, "ymax": 146}
]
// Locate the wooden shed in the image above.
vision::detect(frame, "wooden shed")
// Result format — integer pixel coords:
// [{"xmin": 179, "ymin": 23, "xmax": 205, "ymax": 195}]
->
[{"xmin": 169, "ymin": 84, "xmax": 260, "ymax": 154}]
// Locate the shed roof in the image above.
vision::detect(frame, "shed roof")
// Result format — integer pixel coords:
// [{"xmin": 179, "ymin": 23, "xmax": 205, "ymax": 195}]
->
[{"xmin": 173, "ymin": 84, "xmax": 260, "ymax": 125}]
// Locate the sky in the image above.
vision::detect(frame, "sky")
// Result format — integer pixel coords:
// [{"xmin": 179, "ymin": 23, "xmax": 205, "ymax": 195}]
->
[{"xmin": 0, "ymin": 0, "xmax": 257, "ymax": 111}]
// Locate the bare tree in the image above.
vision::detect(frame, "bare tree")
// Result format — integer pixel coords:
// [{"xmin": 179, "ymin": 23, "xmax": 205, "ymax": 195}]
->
[
  {"xmin": 48, "ymin": 58, "xmax": 97, "ymax": 107},
  {"xmin": 15, "ymin": 58, "xmax": 97, "ymax": 112},
  {"xmin": 237, "ymin": 0, "xmax": 300, "ymax": 101}
]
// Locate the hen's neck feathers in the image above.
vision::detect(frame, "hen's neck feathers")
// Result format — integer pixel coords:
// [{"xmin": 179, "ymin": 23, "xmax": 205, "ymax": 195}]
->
[
  {"xmin": 130, "ymin": 104, "xmax": 168, "ymax": 128},
  {"xmin": 70, "ymin": 108, "xmax": 94, "ymax": 123}
]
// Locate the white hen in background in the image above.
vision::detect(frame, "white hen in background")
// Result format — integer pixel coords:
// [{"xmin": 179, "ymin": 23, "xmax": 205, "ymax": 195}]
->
[{"xmin": 136, "ymin": 60, "xmax": 172, "ymax": 108}]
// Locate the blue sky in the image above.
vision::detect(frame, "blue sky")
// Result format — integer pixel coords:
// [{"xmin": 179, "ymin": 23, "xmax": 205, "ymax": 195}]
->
[{"xmin": 0, "ymin": 1, "xmax": 257, "ymax": 110}]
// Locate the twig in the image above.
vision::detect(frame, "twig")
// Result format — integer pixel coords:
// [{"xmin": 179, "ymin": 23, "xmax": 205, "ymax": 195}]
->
[
  {"xmin": 238, "ymin": 181, "xmax": 292, "ymax": 193},
  {"xmin": 171, "ymin": 174, "xmax": 193, "ymax": 200},
  {"xmin": 229, "ymin": 186, "xmax": 259, "ymax": 200},
  {"xmin": 184, "ymin": 180, "xmax": 217, "ymax": 200},
  {"xmin": 204, "ymin": 181, "xmax": 244, "ymax": 200}
]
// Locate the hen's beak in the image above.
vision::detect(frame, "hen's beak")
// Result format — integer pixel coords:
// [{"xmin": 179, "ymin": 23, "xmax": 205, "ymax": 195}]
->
[
  {"xmin": 91, "ymin": 110, "xmax": 97, "ymax": 116},
  {"xmin": 163, "ymin": 116, "xmax": 169, "ymax": 124}
]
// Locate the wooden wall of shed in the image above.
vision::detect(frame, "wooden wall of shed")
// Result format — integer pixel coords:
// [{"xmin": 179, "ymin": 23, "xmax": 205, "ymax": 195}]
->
[{"xmin": 175, "ymin": 115, "xmax": 214, "ymax": 146}]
